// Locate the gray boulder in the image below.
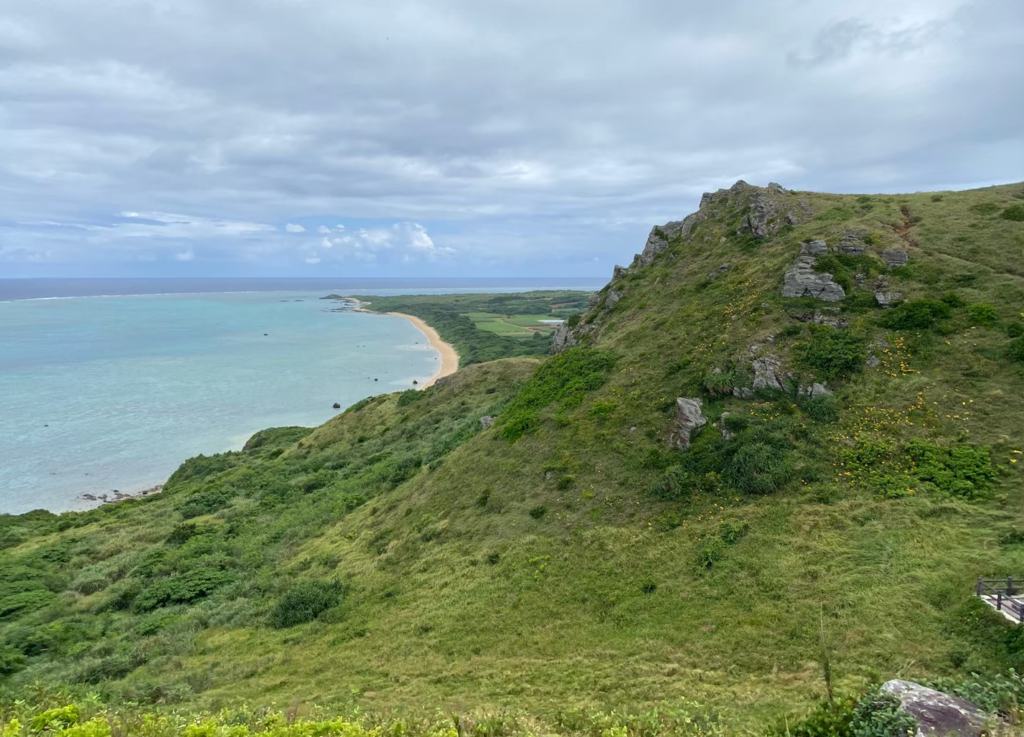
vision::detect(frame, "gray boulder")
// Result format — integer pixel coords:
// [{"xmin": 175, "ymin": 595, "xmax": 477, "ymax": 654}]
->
[
  {"xmin": 732, "ymin": 387, "xmax": 755, "ymax": 399},
  {"xmin": 875, "ymin": 291, "xmax": 903, "ymax": 308},
  {"xmin": 606, "ymin": 289, "xmax": 623, "ymax": 308},
  {"xmin": 782, "ymin": 242, "xmax": 846, "ymax": 302},
  {"xmin": 882, "ymin": 248, "xmax": 909, "ymax": 269},
  {"xmin": 866, "ymin": 354, "xmax": 881, "ymax": 368},
  {"xmin": 752, "ymin": 356, "xmax": 791, "ymax": 391},
  {"xmin": 668, "ymin": 398, "xmax": 707, "ymax": 449},
  {"xmin": 479, "ymin": 416, "xmax": 495, "ymax": 430},
  {"xmin": 716, "ymin": 412, "xmax": 734, "ymax": 440},
  {"xmin": 801, "ymin": 382, "xmax": 833, "ymax": 398},
  {"xmin": 613, "ymin": 264, "xmax": 627, "ymax": 279},
  {"xmin": 839, "ymin": 229, "xmax": 868, "ymax": 254},
  {"xmin": 880, "ymin": 679, "xmax": 999, "ymax": 737}
]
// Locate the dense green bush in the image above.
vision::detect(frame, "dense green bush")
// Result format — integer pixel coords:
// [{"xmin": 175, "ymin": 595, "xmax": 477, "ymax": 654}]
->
[
  {"xmin": 967, "ymin": 302, "xmax": 999, "ymax": 326},
  {"xmin": 876, "ymin": 299, "xmax": 952, "ymax": 331},
  {"xmin": 907, "ymin": 440, "xmax": 995, "ymax": 500},
  {"xmin": 798, "ymin": 327, "xmax": 867, "ymax": 380},
  {"xmin": 499, "ymin": 347, "xmax": 614, "ymax": 441},
  {"xmin": 850, "ymin": 691, "xmax": 917, "ymax": 736},
  {"xmin": 1001, "ymin": 204, "xmax": 1024, "ymax": 221},
  {"xmin": 270, "ymin": 579, "xmax": 342, "ymax": 628},
  {"xmin": 1008, "ymin": 336, "xmax": 1024, "ymax": 363},
  {"xmin": 0, "ymin": 644, "xmax": 26, "ymax": 677},
  {"xmin": 132, "ymin": 568, "xmax": 233, "ymax": 612}
]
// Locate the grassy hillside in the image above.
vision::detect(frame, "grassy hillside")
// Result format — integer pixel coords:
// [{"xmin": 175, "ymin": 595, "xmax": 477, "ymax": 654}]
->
[{"xmin": 2, "ymin": 182, "xmax": 1023, "ymax": 735}]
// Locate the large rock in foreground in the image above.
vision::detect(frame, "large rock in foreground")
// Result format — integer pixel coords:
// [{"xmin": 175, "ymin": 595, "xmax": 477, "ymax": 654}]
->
[
  {"xmin": 881, "ymin": 680, "xmax": 998, "ymax": 737},
  {"xmin": 667, "ymin": 397, "xmax": 707, "ymax": 449}
]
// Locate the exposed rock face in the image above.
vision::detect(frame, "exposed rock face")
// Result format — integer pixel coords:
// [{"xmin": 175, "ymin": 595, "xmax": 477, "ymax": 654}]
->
[
  {"xmin": 752, "ymin": 356, "xmax": 791, "ymax": 391},
  {"xmin": 839, "ymin": 229, "xmax": 868, "ymax": 254},
  {"xmin": 716, "ymin": 412, "xmax": 734, "ymax": 440},
  {"xmin": 814, "ymin": 308, "xmax": 847, "ymax": 328},
  {"xmin": 882, "ymin": 248, "xmax": 909, "ymax": 269},
  {"xmin": 633, "ymin": 180, "xmax": 810, "ymax": 270},
  {"xmin": 733, "ymin": 387, "xmax": 755, "ymax": 399},
  {"xmin": 875, "ymin": 291, "xmax": 902, "ymax": 308},
  {"xmin": 866, "ymin": 354, "xmax": 881, "ymax": 368},
  {"xmin": 801, "ymin": 382, "xmax": 834, "ymax": 398},
  {"xmin": 606, "ymin": 289, "xmax": 623, "ymax": 309},
  {"xmin": 613, "ymin": 265, "xmax": 627, "ymax": 279},
  {"xmin": 550, "ymin": 321, "xmax": 595, "ymax": 354},
  {"xmin": 881, "ymin": 680, "xmax": 997, "ymax": 737},
  {"xmin": 782, "ymin": 241, "xmax": 846, "ymax": 302},
  {"xmin": 480, "ymin": 416, "xmax": 495, "ymax": 430},
  {"xmin": 668, "ymin": 398, "xmax": 707, "ymax": 449}
]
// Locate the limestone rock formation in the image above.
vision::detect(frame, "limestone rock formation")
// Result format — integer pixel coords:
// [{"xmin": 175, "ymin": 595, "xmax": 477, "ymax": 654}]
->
[
  {"xmin": 752, "ymin": 356, "xmax": 791, "ymax": 391},
  {"xmin": 880, "ymin": 680, "xmax": 997, "ymax": 737},
  {"xmin": 480, "ymin": 416, "xmax": 495, "ymax": 430},
  {"xmin": 782, "ymin": 241, "xmax": 846, "ymax": 301},
  {"xmin": 667, "ymin": 397, "xmax": 707, "ymax": 449},
  {"xmin": 875, "ymin": 291, "xmax": 902, "ymax": 308},
  {"xmin": 606, "ymin": 289, "xmax": 623, "ymax": 309},
  {"xmin": 882, "ymin": 248, "xmax": 909, "ymax": 269},
  {"xmin": 839, "ymin": 229, "xmax": 868, "ymax": 254},
  {"xmin": 801, "ymin": 382, "xmax": 833, "ymax": 398}
]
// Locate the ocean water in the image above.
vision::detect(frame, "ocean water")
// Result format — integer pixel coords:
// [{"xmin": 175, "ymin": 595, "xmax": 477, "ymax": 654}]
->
[{"xmin": 0, "ymin": 279, "xmax": 601, "ymax": 515}]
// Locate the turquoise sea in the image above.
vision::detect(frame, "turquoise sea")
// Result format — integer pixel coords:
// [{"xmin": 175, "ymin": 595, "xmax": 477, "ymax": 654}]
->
[{"xmin": 0, "ymin": 279, "xmax": 600, "ymax": 514}]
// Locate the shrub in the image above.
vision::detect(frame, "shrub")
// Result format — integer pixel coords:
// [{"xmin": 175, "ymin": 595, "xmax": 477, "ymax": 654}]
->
[
  {"xmin": 1009, "ymin": 336, "xmax": 1024, "ymax": 363},
  {"xmin": 842, "ymin": 292, "xmax": 878, "ymax": 313},
  {"xmin": 907, "ymin": 440, "xmax": 995, "ymax": 500},
  {"xmin": 1006, "ymin": 322, "xmax": 1024, "ymax": 338},
  {"xmin": 0, "ymin": 644, "xmax": 26, "ymax": 677},
  {"xmin": 800, "ymin": 396, "xmax": 840, "ymax": 424},
  {"xmin": 498, "ymin": 347, "xmax": 614, "ymax": 442},
  {"xmin": 726, "ymin": 442, "xmax": 794, "ymax": 495},
  {"xmin": 940, "ymin": 292, "xmax": 966, "ymax": 308},
  {"xmin": 270, "ymin": 580, "xmax": 342, "ymax": 628},
  {"xmin": 967, "ymin": 302, "xmax": 999, "ymax": 326},
  {"xmin": 528, "ymin": 505, "xmax": 548, "ymax": 519},
  {"xmin": 567, "ymin": 313, "xmax": 581, "ymax": 328},
  {"xmin": 397, "ymin": 389, "xmax": 423, "ymax": 407},
  {"xmin": 132, "ymin": 568, "xmax": 232, "ymax": 612},
  {"xmin": 0, "ymin": 589, "xmax": 56, "ymax": 620},
  {"xmin": 696, "ymin": 537, "xmax": 726, "ymax": 569},
  {"xmin": 767, "ymin": 698, "xmax": 855, "ymax": 736},
  {"xmin": 877, "ymin": 299, "xmax": 952, "ymax": 331},
  {"xmin": 850, "ymin": 690, "xmax": 917, "ymax": 736},
  {"xmin": 166, "ymin": 523, "xmax": 199, "ymax": 546},
  {"xmin": 798, "ymin": 327, "xmax": 867, "ymax": 381},
  {"xmin": 1001, "ymin": 204, "xmax": 1024, "ymax": 221},
  {"xmin": 702, "ymin": 369, "xmax": 739, "ymax": 397}
]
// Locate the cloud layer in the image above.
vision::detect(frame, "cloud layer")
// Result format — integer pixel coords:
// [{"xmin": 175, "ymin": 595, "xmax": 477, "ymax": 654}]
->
[{"xmin": 0, "ymin": 0, "xmax": 1020, "ymax": 276}]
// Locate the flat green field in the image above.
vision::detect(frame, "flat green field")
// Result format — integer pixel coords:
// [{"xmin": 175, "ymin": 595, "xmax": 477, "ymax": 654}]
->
[{"xmin": 465, "ymin": 312, "xmax": 561, "ymax": 337}]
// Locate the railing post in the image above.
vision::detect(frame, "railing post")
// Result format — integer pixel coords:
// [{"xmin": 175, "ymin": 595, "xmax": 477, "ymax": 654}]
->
[
  {"xmin": 976, "ymin": 579, "xmax": 983, "ymax": 596},
  {"xmin": 997, "ymin": 592, "xmax": 1003, "ymax": 610},
  {"xmin": 1008, "ymin": 576, "xmax": 1015, "ymax": 596}
]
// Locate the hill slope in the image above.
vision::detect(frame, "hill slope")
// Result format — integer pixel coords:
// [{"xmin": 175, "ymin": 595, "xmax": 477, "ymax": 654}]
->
[{"xmin": 2, "ymin": 182, "xmax": 1023, "ymax": 734}]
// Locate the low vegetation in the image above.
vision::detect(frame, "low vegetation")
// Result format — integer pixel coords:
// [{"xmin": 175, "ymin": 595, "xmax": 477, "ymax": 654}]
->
[{"xmin": 2, "ymin": 183, "xmax": 1023, "ymax": 734}]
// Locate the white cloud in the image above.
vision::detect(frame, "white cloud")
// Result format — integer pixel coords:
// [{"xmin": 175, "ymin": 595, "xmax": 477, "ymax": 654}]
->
[
  {"xmin": 174, "ymin": 248, "xmax": 194, "ymax": 261},
  {"xmin": 285, "ymin": 223, "xmax": 305, "ymax": 233},
  {"xmin": 304, "ymin": 254, "xmax": 320, "ymax": 264},
  {"xmin": 317, "ymin": 225, "xmax": 330, "ymax": 234}
]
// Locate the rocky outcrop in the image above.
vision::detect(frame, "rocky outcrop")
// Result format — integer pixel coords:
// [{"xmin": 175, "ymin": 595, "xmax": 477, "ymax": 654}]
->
[
  {"xmin": 782, "ymin": 241, "xmax": 846, "ymax": 301},
  {"xmin": 875, "ymin": 291, "xmax": 902, "ymax": 308},
  {"xmin": 882, "ymin": 248, "xmax": 909, "ymax": 269},
  {"xmin": 667, "ymin": 398, "xmax": 707, "ymax": 449},
  {"xmin": 839, "ymin": 229, "xmax": 868, "ymax": 254},
  {"xmin": 606, "ymin": 289, "xmax": 623, "ymax": 309},
  {"xmin": 613, "ymin": 265, "xmax": 627, "ymax": 279},
  {"xmin": 332, "ymin": 402, "xmax": 341, "ymax": 409},
  {"xmin": 480, "ymin": 416, "xmax": 495, "ymax": 430},
  {"xmin": 814, "ymin": 307, "xmax": 847, "ymax": 328},
  {"xmin": 716, "ymin": 412, "xmax": 734, "ymax": 440},
  {"xmin": 880, "ymin": 680, "xmax": 998, "ymax": 737},
  {"xmin": 550, "ymin": 321, "xmax": 596, "ymax": 354},
  {"xmin": 633, "ymin": 181, "xmax": 809, "ymax": 270},
  {"xmin": 800, "ymin": 382, "xmax": 833, "ymax": 398},
  {"xmin": 752, "ymin": 356, "xmax": 791, "ymax": 391}
]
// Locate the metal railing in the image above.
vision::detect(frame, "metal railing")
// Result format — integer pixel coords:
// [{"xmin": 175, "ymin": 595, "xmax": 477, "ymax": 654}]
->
[{"xmin": 976, "ymin": 577, "xmax": 1024, "ymax": 623}]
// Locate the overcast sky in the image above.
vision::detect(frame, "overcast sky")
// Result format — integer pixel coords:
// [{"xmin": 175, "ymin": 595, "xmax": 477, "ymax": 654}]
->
[{"xmin": 0, "ymin": 0, "xmax": 1020, "ymax": 278}]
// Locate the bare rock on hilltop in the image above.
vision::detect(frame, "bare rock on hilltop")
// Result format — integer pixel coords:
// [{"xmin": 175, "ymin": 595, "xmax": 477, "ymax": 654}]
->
[{"xmin": 782, "ymin": 241, "xmax": 846, "ymax": 302}]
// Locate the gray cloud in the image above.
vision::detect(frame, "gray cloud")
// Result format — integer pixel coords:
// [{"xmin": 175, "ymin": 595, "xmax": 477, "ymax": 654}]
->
[{"xmin": 0, "ymin": 0, "xmax": 1020, "ymax": 276}]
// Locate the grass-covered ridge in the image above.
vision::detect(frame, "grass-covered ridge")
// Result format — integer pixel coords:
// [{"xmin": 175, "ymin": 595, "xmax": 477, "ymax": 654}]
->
[{"xmin": 2, "ymin": 182, "xmax": 1023, "ymax": 734}]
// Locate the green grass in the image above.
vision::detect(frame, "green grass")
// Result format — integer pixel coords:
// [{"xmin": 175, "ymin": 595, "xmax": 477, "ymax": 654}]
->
[{"xmin": 2, "ymin": 182, "xmax": 1023, "ymax": 734}]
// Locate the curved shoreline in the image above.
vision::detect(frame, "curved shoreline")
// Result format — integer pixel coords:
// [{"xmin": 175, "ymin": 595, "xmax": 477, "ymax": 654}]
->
[{"xmin": 387, "ymin": 311, "xmax": 459, "ymax": 388}]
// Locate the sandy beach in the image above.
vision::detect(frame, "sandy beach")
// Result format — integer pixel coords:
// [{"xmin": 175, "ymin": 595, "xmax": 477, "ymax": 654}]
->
[{"xmin": 388, "ymin": 312, "xmax": 459, "ymax": 387}]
